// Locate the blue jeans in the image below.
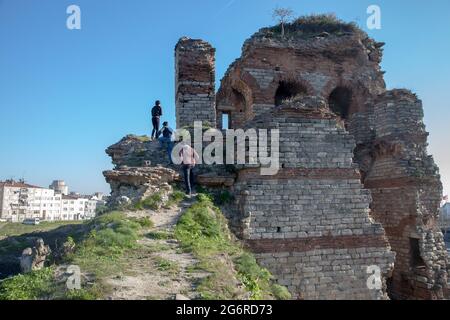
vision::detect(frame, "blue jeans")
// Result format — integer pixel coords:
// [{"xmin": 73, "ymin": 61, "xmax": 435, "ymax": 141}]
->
[
  {"xmin": 182, "ymin": 164, "xmax": 195, "ymax": 194},
  {"xmin": 158, "ymin": 137, "xmax": 173, "ymax": 163}
]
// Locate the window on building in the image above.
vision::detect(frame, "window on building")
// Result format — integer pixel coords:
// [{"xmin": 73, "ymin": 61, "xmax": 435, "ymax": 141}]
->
[
  {"xmin": 222, "ymin": 113, "xmax": 230, "ymax": 129},
  {"xmin": 410, "ymin": 238, "xmax": 426, "ymax": 268}
]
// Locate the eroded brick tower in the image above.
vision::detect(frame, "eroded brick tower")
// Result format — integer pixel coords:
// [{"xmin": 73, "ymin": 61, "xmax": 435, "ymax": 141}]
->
[{"xmin": 175, "ymin": 37, "xmax": 216, "ymax": 129}]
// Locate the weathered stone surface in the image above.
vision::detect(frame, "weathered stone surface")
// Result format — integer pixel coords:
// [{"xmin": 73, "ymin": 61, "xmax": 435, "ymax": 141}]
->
[
  {"xmin": 196, "ymin": 172, "xmax": 235, "ymax": 187},
  {"xmin": 20, "ymin": 238, "xmax": 51, "ymax": 273},
  {"xmin": 362, "ymin": 90, "xmax": 448, "ymax": 300},
  {"xmin": 231, "ymin": 98, "xmax": 395, "ymax": 299},
  {"xmin": 175, "ymin": 37, "xmax": 216, "ymax": 129},
  {"xmin": 216, "ymin": 25, "xmax": 385, "ymax": 130},
  {"xmin": 103, "ymin": 166, "xmax": 180, "ymax": 208},
  {"xmin": 106, "ymin": 135, "xmax": 171, "ymax": 168}
]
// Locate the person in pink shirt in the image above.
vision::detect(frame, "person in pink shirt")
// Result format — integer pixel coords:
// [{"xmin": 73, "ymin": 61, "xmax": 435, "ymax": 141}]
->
[{"xmin": 178, "ymin": 142, "xmax": 200, "ymax": 196}]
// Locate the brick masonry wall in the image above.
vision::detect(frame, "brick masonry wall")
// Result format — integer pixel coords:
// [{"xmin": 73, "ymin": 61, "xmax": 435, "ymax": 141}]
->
[
  {"xmin": 232, "ymin": 99, "xmax": 395, "ymax": 299},
  {"xmin": 364, "ymin": 90, "xmax": 448, "ymax": 299},
  {"xmin": 175, "ymin": 37, "xmax": 216, "ymax": 128},
  {"xmin": 254, "ymin": 247, "xmax": 393, "ymax": 300},
  {"xmin": 216, "ymin": 32, "xmax": 386, "ymax": 128}
]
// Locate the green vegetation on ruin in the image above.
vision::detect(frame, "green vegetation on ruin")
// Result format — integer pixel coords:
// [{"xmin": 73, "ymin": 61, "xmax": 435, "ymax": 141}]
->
[
  {"xmin": 129, "ymin": 134, "xmax": 151, "ymax": 142},
  {"xmin": 175, "ymin": 193, "xmax": 291, "ymax": 300},
  {"xmin": 133, "ymin": 193, "xmax": 163, "ymax": 211},
  {"xmin": 266, "ymin": 14, "xmax": 361, "ymax": 39},
  {"xmin": 133, "ymin": 189, "xmax": 186, "ymax": 211},
  {"xmin": 165, "ymin": 190, "xmax": 187, "ymax": 208}
]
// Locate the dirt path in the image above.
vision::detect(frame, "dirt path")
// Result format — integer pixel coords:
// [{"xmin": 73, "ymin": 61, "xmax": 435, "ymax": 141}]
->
[{"xmin": 105, "ymin": 198, "xmax": 207, "ymax": 300}]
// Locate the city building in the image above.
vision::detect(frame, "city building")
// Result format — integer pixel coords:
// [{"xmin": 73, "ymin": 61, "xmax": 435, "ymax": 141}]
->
[
  {"xmin": 0, "ymin": 180, "xmax": 61, "ymax": 222},
  {"xmin": 49, "ymin": 180, "xmax": 69, "ymax": 195},
  {"xmin": 0, "ymin": 179, "xmax": 103, "ymax": 222},
  {"xmin": 60, "ymin": 195, "xmax": 100, "ymax": 221},
  {"xmin": 443, "ymin": 203, "xmax": 450, "ymax": 217},
  {"xmin": 440, "ymin": 199, "xmax": 450, "ymax": 228}
]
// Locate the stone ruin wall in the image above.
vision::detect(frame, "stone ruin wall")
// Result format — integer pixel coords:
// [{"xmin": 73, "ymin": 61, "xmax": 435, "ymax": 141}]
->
[
  {"xmin": 208, "ymin": 28, "xmax": 448, "ymax": 299},
  {"xmin": 363, "ymin": 91, "xmax": 448, "ymax": 299},
  {"xmin": 175, "ymin": 37, "xmax": 216, "ymax": 129},
  {"xmin": 232, "ymin": 100, "xmax": 395, "ymax": 299},
  {"xmin": 215, "ymin": 31, "xmax": 385, "ymax": 130},
  {"xmin": 104, "ymin": 26, "xmax": 448, "ymax": 300}
]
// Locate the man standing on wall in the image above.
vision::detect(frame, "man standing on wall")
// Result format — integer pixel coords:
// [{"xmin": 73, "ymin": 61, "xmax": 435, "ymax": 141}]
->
[
  {"xmin": 178, "ymin": 142, "xmax": 200, "ymax": 197},
  {"xmin": 151, "ymin": 100, "xmax": 162, "ymax": 140}
]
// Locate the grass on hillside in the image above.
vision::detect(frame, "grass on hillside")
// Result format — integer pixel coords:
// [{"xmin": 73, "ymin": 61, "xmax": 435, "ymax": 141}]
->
[
  {"xmin": 154, "ymin": 256, "xmax": 179, "ymax": 274},
  {"xmin": 175, "ymin": 193, "xmax": 291, "ymax": 300},
  {"xmin": 164, "ymin": 190, "xmax": 186, "ymax": 208},
  {"xmin": 0, "ymin": 191, "xmax": 291, "ymax": 301},
  {"xmin": 0, "ymin": 212, "xmax": 154, "ymax": 300},
  {"xmin": 0, "ymin": 221, "xmax": 82, "ymax": 238},
  {"xmin": 133, "ymin": 190, "xmax": 186, "ymax": 211},
  {"xmin": 133, "ymin": 193, "xmax": 163, "ymax": 211},
  {"xmin": 66, "ymin": 212, "xmax": 150, "ymax": 278}
]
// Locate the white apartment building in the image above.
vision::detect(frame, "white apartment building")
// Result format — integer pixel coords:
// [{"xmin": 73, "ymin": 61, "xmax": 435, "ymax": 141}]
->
[
  {"xmin": 0, "ymin": 181, "xmax": 62, "ymax": 222},
  {"xmin": 441, "ymin": 203, "xmax": 450, "ymax": 221},
  {"xmin": 0, "ymin": 180, "xmax": 102, "ymax": 222},
  {"xmin": 60, "ymin": 195, "xmax": 98, "ymax": 221}
]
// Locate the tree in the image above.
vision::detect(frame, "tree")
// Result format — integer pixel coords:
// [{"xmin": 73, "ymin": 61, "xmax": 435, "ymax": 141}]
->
[{"xmin": 272, "ymin": 7, "xmax": 294, "ymax": 38}]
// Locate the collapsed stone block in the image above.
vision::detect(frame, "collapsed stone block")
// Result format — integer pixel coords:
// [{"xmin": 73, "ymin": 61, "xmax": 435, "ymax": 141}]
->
[{"xmin": 20, "ymin": 238, "xmax": 51, "ymax": 273}]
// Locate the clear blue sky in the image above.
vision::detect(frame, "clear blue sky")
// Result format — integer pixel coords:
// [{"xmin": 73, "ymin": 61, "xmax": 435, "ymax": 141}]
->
[{"xmin": 1, "ymin": 0, "xmax": 449, "ymax": 195}]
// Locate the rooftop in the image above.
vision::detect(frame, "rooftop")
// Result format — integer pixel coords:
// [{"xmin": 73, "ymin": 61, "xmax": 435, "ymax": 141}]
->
[{"xmin": 0, "ymin": 180, "xmax": 43, "ymax": 189}]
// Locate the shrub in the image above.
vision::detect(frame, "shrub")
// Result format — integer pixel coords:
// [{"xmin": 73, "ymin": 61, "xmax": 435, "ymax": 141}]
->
[
  {"xmin": 132, "ymin": 216, "xmax": 154, "ymax": 228},
  {"xmin": 270, "ymin": 284, "xmax": 292, "ymax": 300},
  {"xmin": 0, "ymin": 268, "xmax": 55, "ymax": 300},
  {"xmin": 175, "ymin": 196, "xmax": 291, "ymax": 300},
  {"xmin": 267, "ymin": 14, "xmax": 360, "ymax": 38},
  {"xmin": 234, "ymin": 253, "xmax": 273, "ymax": 300},
  {"xmin": 175, "ymin": 196, "xmax": 227, "ymax": 254},
  {"xmin": 134, "ymin": 193, "xmax": 163, "ymax": 211},
  {"xmin": 65, "ymin": 287, "xmax": 100, "ymax": 300},
  {"xmin": 165, "ymin": 190, "xmax": 186, "ymax": 208},
  {"xmin": 146, "ymin": 231, "xmax": 173, "ymax": 240}
]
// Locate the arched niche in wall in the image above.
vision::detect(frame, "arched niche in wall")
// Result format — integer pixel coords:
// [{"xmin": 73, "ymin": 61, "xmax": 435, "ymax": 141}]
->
[
  {"xmin": 328, "ymin": 87, "xmax": 353, "ymax": 119},
  {"xmin": 274, "ymin": 81, "xmax": 308, "ymax": 106},
  {"xmin": 231, "ymin": 89, "xmax": 246, "ymax": 113},
  {"xmin": 226, "ymin": 88, "xmax": 247, "ymax": 128}
]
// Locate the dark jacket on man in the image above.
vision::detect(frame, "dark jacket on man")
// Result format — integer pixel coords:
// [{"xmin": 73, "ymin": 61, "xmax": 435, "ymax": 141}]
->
[
  {"xmin": 151, "ymin": 105, "xmax": 162, "ymax": 118},
  {"xmin": 151, "ymin": 105, "xmax": 163, "ymax": 139},
  {"xmin": 157, "ymin": 125, "xmax": 174, "ymax": 139}
]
